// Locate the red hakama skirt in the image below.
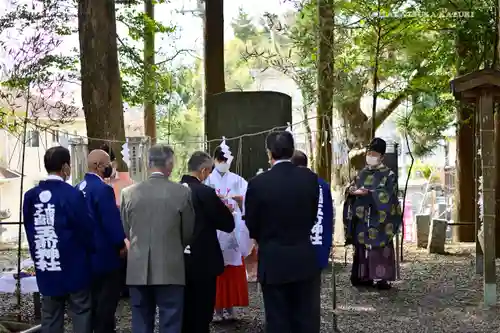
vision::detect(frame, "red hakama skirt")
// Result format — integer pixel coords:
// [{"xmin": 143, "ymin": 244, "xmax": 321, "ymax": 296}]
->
[{"xmin": 214, "ymin": 259, "xmax": 249, "ymax": 309}]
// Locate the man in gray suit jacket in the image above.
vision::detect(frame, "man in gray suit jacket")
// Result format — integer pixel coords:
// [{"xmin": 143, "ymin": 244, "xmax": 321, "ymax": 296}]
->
[{"xmin": 120, "ymin": 144, "xmax": 195, "ymax": 333}]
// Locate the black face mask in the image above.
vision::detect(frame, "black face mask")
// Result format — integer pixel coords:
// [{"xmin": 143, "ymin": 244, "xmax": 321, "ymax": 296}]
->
[{"xmin": 103, "ymin": 165, "xmax": 113, "ymax": 178}]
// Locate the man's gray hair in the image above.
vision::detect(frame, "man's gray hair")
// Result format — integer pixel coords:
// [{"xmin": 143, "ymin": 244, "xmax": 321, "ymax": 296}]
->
[
  {"xmin": 148, "ymin": 144, "xmax": 175, "ymax": 168},
  {"xmin": 187, "ymin": 151, "xmax": 213, "ymax": 172}
]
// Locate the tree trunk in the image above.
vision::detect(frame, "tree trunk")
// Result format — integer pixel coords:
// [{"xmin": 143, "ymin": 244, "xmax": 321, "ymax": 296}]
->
[
  {"xmin": 454, "ymin": 105, "xmax": 476, "ymax": 242},
  {"xmin": 453, "ymin": 32, "xmax": 477, "ymax": 242},
  {"xmin": 144, "ymin": 0, "xmax": 156, "ymax": 144},
  {"xmin": 315, "ymin": 0, "xmax": 334, "ymax": 182},
  {"xmin": 204, "ymin": 0, "xmax": 225, "ymax": 152},
  {"xmin": 78, "ymin": 0, "xmax": 127, "ymax": 171},
  {"xmin": 301, "ymin": 103, "xmax": 314, "ymax": 166}
]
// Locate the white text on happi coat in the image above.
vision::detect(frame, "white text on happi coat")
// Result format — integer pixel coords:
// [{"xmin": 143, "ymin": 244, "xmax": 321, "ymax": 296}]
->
[
  {"xmin": 311, "ymin": 185, "xmax": 324, "ymax": 245},
  {"xmin": 33, "ymin": 190, "xmax": 61, "ymax": 272}
]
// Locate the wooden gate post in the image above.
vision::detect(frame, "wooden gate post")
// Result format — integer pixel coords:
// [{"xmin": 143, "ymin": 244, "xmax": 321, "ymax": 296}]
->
[{"xmin": 451, "ymin": 69, "xmax": 500, "ymax": 306}]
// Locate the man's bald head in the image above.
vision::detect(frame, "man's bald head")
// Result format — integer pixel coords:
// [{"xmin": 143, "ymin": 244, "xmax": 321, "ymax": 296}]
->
[{"xmin": 87, "ymin": 149, "xmax": 112, "ymax": 178}]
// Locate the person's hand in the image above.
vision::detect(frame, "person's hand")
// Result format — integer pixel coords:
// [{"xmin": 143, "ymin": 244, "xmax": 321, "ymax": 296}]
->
[
  {"xmin": 352, "ymin": 188, "xmax": 369, "ymax": 196},
  {"xmin": 226, "ymin": 203, "xmax": 235, "ymax": 213},
  {"xmin": 124, "ymin": 238, "xmax": 130, "ymax": 250},
  {"xmin": 232, "ymin": 195, "xmax": 243, "ymax": 204},
  {"xmin": 119, "ymin": 248, "xmax": 127, "ymax": 258}
]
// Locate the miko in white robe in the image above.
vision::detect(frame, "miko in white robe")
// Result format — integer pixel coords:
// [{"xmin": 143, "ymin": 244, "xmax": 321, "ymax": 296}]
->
[{"xmin": 205, "ymin": 169, "xmax": 253, "ymax": 320}]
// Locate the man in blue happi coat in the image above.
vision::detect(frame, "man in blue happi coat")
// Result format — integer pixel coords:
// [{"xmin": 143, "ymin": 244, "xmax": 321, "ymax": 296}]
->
[
  {"xmin": 343, "ymin": 137, "xmax": 402, "ymax": 290},
  {"xmin": 76, "ymin": 149, "xmax": 127, "ymax": 333},
  {"xmin": 291, "ymin": 150, "xmax": 334, "ymax": 269},
  {"xmin": 23, "ymin": 146, "xmax": 94, "ymax": 333}
]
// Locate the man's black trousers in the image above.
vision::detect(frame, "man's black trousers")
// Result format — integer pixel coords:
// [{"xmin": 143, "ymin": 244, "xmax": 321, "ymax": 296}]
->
[
  {"xmin": 182, "ymin": 276, "xmax": 217, "ymax": 333},
  {"xmin": 91, "ymin": 268, "xmax": 123, "ymax": 333},
  {"xmin": 261, "ymin": 273, "xmax": 321, "ymax": 333}
]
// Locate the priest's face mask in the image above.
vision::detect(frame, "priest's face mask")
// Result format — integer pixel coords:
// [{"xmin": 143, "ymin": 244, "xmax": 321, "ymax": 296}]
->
[
  {"xmin": 95, "ymin": 158, "xmax": 113, "ymax": 179},
  {"xmin": 214, "ymin": 160, "xmax": 230, "ymax": 173},
  {"xmin": 366, "ymin": 151, "xmax": 382, "ymax": 166}
]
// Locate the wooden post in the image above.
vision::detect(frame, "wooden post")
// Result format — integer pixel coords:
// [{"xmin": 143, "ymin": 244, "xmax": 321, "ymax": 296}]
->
[
  {"xmin": 69, "ymin": 137, "xmax": 88, "ymax": 185},
  {"xmin": 478, "ymin": 91, "xmax": 496, "ymax": 306},
  {"xmin": 450, "ymin": 68, "xmax": 500, "ymax": 307}
]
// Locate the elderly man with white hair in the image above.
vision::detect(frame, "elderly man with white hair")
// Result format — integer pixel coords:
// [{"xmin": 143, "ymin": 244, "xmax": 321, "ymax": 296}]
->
[{"xmin": 120, "ymin": 144, "xmax": 195, "ymax": 333}]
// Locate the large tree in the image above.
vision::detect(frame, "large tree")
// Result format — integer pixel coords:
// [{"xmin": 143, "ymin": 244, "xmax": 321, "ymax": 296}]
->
[
  {"xmin": 143, "ymin": 0, "xmax": 156, "ymax": 143},
  {"xmin": 204, "ymin": 0, "xmax": 225, "ymax": 151},
  {"xmin": 78, "ymin": 0, "xmax": 127, "ymax": 170},
  {"xmin": 315, "ymin": 0, "xmax": 334, "ymax": 181}
]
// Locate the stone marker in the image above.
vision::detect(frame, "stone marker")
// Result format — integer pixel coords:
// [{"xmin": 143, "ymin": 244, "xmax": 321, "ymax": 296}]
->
[
  {"xmin": 415, "ymin": 214, "xmax": 430, "ymax": 248},
  {"xmin": 427, "ymin": 218, "xmax": 447, "ymax": 254}
]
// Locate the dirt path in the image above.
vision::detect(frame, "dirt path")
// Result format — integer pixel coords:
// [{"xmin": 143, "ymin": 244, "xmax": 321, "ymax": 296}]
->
[{"xmin": 1, "ymin": 244, "xmax": 498, "ymax": 332}]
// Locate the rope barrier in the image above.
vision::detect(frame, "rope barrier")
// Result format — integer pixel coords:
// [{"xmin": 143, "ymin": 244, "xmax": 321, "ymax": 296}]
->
[{"xmin": 6, "ymin": 114, "xmax": 348, "ymax": 146}]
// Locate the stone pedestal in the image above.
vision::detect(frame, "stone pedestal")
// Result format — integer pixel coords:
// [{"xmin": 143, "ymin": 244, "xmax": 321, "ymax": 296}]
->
[
  {"xmin": 415, "ymin": 214, "xmax": 430, "ymax": 248},
  {"xmin": 427, "ymin": 219, "xmax": 447, "ymax": 254}
]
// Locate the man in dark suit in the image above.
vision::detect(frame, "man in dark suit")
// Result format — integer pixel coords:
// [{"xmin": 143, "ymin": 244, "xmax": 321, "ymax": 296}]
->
[
  {"xmin": 180, "ymin": 151, "xmax": 235, "ymax": 333},
  {"xmin": 245, "ymin": 131, "xmax": 321, "ymax": 333}
]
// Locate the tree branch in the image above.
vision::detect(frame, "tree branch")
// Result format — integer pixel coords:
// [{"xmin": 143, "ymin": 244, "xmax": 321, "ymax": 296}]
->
[
  {"xmin": 155, "ymin": 49, "xmax": 193, "ymax": 66},
  {"xmin": 117, "ymin": 34, "xmax": 143, "ymax": 65},
  {"xmin": 368, "ymin": 66, "xmax": 426, "ymax": 129}
]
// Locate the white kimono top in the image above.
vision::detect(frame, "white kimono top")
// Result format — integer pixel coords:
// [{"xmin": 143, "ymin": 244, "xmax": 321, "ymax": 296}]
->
[{"xmin": 205, "ymin": 171, "xmax": 253, "ymax": 266}]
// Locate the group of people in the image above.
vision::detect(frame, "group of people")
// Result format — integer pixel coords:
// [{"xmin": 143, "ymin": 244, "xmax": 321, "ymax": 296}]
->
[{"xmin": 22, "ymin": 128, "xmax": 401, "ymax": 333}]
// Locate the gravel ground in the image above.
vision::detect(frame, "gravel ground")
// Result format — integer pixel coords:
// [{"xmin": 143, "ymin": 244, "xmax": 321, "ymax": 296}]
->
[{"xmin": 0, "ymin": 244, "xmax": 499, "ymax": 332}]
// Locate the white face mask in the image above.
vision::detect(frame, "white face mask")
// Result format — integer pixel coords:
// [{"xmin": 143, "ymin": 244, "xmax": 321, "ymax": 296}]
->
[
  {"xmin": 366, "ymin": 155, "xmax": 380, "ymax": 166},
  {"xmin": 215, "ymin": 163, "xmax": 230, "ymax": 173}
]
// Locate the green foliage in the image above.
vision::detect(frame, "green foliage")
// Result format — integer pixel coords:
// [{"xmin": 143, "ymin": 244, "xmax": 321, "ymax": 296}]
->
[
  {"xmin": 225, "ymin": 38, "xmax": 255, "ymax": 91},
  {"xmin": 158, "ymin": 106, "xmax": 202, "ymax": 181},
  {"xmin": 155, "ymin": 62, "xmax": 203, "ymax": 180},
  {"xmin": 395, "ymin": 0, "xmax": 496, "ymax": 155},
  {"xmin": 116, "ymin": 4, "xmax": 179, "ymax": 107},
  {"xmin": 412, "ymin": 160, "xmax": 437, "ymax": 180},
  {"xmin": 231, "ymin": 7, "xmax": 258, "ymax": 43}
]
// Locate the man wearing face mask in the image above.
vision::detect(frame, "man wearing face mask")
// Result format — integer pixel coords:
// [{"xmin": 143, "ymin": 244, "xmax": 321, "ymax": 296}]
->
[
  {"xmin": 180, "ymin": 151, "xmax": 235, "ymax": 333},
  {"xmin": 76, "ymin": 149, "xmax": 127, "ymax": 333},
  {"xmin": 343, "ymin": 137, "xmax": 402, "ymax": 290},
  {"xmin": 205, "ymin": 146, "xmax": 252, "ymax": 321},
  {"xmin": 99, "ymin": 143, "xmax": 133, "ymax": 299}
]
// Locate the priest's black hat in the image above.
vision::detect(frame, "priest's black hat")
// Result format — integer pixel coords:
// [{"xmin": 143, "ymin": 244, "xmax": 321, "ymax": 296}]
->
[{"xmin": 367, "ymin": 137, "xmax": 386, "ymax": 155}]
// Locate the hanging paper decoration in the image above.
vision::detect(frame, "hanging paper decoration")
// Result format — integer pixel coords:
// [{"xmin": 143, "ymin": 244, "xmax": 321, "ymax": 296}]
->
[
  {"xmin": 121, "ymin": 142, "xmax": 130, "ymax": 168},
  {"xmin": 285, "ymin": 122, "xmax": 293, "ymax": 134},
  {"xmin": 219, "ymin": 136, "xmax": 234, "ymax": 165},
  {"xmin": 478, "ymin": 175, "xmax": 484, "ymax": 222}
]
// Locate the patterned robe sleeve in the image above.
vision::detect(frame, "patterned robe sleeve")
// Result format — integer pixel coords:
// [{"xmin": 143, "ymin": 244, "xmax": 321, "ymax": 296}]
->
[{"xmin": 370, "ymin": 170, "xmax": 402, "ymax": 243}]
